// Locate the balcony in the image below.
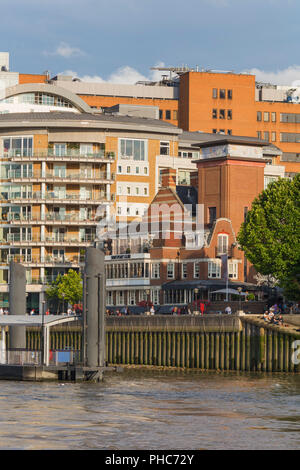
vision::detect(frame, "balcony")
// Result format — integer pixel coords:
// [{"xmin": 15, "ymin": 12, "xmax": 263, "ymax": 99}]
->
[
  {"xmin": 6, "ymin": 191, "xmax": 114, "ymax": 204},
  {"xmin": 3, "ymin": 150, "xmax": 116, "ymax": 162},
  {"xmin": 4, "ymin": 212, "xmax": 99, "ymax": 225},
  {"xmin": 6, "ymin": 170, "xmax": 115, "ymax": 183},
  {"xmin": 3, "ymin": 255, "xmax": 84, "ymax": 266},
  {"xmin": 4, "ymin": 233, "xmax": 96, "ymax": 246},
  {"xmin": 215, "ymin": 247, "xmax": 232, "ymax": 258}
]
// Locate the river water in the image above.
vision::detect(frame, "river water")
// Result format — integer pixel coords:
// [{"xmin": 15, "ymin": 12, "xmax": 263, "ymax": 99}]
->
[{"xmin": 0, "ymin": 369, "xmax": 299, "ymax": 450}]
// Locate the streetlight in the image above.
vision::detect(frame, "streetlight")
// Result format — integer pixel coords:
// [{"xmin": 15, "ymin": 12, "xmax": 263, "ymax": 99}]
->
[
  {"xmin": 237, "ymin": 287, "xmax": 242, "ymax": 312},
  {"xmin": 145, "ymin": 289, "xmax": 150, "ymax": 315},
  {"xmin": 194, "ymin": 288, "xmax": 199, "ymax": 315},
  {"xmin": 41, "ymin": 300, "xmax": 46, "ymax": 366},
  {"xmin": 62, "ymin": 293, "xmax": 65, "ymax": 315}
]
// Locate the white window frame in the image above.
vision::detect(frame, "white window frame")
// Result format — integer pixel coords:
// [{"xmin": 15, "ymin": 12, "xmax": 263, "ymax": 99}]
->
[
  {"xmin": 119, "ymin": 138, "xmax": 148, "ymax": 161},
  {"xmin": 167, "ymin": 262, "xmax": 175, "ymax": 279},
  {"xmin": 208, "ymin": 261, "xmax": 221, "ymax": 279},
  {"xmin": 194, "ymin": 262, "xmax": 200, "ymax": 278},
  {"xmin": 228, "ymin": 261, "xmax": 238, "ymax": 279},
  {"xmin": 151, "ymin": 263, "xmax": 160, "ymax": 279}
]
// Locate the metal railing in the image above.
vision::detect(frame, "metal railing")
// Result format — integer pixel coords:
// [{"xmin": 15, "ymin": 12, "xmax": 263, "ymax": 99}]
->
[
  {"xmin": 3, "ymin": 150, "xmax": 115, "ymax": 160},
  {"xmin": 3, "ymin": 255, "xmax": 84, "ymax": 265},
  {"xmin": 4, "ymin": 234, "xmax": 96, "ymax": 244},
  {"xmin": 5, "ymin": 170, "xmax": 115, "ymax": 181}
]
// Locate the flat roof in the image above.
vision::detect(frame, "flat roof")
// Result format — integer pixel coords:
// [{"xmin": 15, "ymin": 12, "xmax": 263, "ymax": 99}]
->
[{"xmin": 0, "ymin": 111, "xmax": 181, "ymax": 135}]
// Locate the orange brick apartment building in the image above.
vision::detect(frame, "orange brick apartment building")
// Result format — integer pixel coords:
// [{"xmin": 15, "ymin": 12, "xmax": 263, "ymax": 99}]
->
[{"xmin": 1, "ymin": 53, "xmax": 299, "ymax": 175}]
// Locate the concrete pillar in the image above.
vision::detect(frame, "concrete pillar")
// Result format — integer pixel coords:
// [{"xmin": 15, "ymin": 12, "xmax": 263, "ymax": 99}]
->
[
  {"xmin": 83, "ymin": 247, "xmax": 106, "ymax": 368},
  {"xmin": 9, "ymin": 261, "xmax": 26, "ymax": 349}
]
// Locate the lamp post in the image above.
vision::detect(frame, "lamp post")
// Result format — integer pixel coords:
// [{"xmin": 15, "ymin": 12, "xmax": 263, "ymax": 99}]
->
[
  {"xmin": 62, "ymin": 293, "xmax": 65, "ymax": 315},
  {"xmin": 145, "ymin": 289, "xmax": 150, "ymax": 315},
  {"xmin": 237, "ymin": 287, "xmax": 242, "ymax": 312},
  {"xmin": 194, "ymin": 288, "xmax": 199, "ymax": 315},
  {"xmin": 41, "ymin": 300, "xmax": 46, "ymax": 366}
]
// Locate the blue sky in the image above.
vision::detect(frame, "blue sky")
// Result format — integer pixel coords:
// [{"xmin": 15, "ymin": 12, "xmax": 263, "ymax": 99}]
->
[{"xmin": 2, "ymin": 0, "xmax": 300, "ymax": 85}]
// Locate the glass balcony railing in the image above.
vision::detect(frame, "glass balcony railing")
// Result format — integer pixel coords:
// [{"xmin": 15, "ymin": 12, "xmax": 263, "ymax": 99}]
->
[
  {"xmin": 4, "ymin": 234, "xmax": 96, "ymax": 243},
  {"xmin": 5, "ymin": 191, "xmax": 113, "ymax": 202},
  {"xmin": 4, "ymin": 171, "xmax": 115, "ymax": 181},
  {"xmin": 3, "ymin": 254, "xmax": 84, "ymax": 264},
  {"xmin": 3, "ymin": 149, "xmax": 116, "ymax": 160}
]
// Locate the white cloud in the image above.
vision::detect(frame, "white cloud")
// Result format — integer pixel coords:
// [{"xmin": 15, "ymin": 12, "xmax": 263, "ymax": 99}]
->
[
  {"xmin": 44, "ymin": 42, "xmax": 86, "ymax": 58},
  {"xmin": 60, "ymin": 61, "xmax": 166, "ymax": 85},
  {"xmin": 244, "ymin": 65, "xmax": 300, "ymax": 86}
]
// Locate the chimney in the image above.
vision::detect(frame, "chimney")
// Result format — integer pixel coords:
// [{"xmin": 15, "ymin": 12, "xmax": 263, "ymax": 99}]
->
[
  {"xmin": 161, "ymin": 168, "xmax": 177, "ymax": 189},
  {"xmin": 190, "ymin": 171, "xmax": 198, "ymax": 187}
]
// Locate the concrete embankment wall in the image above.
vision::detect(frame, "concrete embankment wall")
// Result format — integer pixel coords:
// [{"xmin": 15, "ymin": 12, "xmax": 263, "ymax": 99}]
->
[{"xmin": 24, "ymin": 315, "xmax": 300, "ymax": 372}]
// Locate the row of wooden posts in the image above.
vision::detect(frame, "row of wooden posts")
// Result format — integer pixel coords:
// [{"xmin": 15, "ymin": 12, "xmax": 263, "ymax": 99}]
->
[{"xmin": 20, "ymin": 318, "xmax": 300, "ymax": 373}]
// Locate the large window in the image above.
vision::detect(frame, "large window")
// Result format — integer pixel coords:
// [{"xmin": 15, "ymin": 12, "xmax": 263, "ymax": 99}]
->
[
  {"xmin": 119, "ymin": 139, "xmax": 147, "ymax": 161},
  {"xmin": 3, "ymin": 136, "xmax": 33, "ymax": 157},
  {"xmin": 18, "ymin": 92, "xmax": 74, "ymax": 108},
  {"xmin": 208, "ymin": 261, "xmax": 221, "ymax": 278}
]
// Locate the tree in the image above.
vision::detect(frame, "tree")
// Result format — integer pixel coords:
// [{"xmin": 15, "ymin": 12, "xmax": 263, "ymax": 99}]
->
[
  {"xmin": 46, "ymin": 269, "xmax": 83, "ymax": 311},
  {"xmin": 238, "ymin": 175, "xmax": 300, "ymax": 300}
]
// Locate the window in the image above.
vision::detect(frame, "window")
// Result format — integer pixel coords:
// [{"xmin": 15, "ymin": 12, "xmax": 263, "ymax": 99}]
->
[
  {"xmin": 212, "ymin": 109, "xmax": 217, "ymax": 119},
  {"xmin": 264, "ymin": 176, "xmax": 278, "ymax": 189},
  {"xmin": 136, "ymin": 187, "xmax": 139, "ymax": 195},
  {"xmin": 151, "ymin": 263, "xmax": 160, "ymax": 279},
  {"xmin": 160, "ymin": 141, "xmax": 170, "ymax": 155},
  {"xmin": 217, "ymin": 234, "xmax": 228, "ymax": 255},
  {"xmin": 227, "ymin": 89, "xmax": 233, "ymax": 99},
  {"xmin": 144, "ymin": 167, "xmax": 148, "ymax": 175},
  {"xmin": 136, "ymin": 167, "xmax": 139, "ymax": 174},
  {"xmin": 159, "ymin": 110, "xmax": 163, "ymax": 119},
  {"xmin": 173, "ymin": 110, "xmax": 178, "ymax": 120},
  {"xmin": 271, "ymin": 131, "xmax": 276, "ymax": 142},
  {"xmin": 127, "ymin": 187, "xmax": 131, "ymax": 195},
  {"xmin": 280, "ymin": 133, "xmax": 300, "ymax": 143},
  {"xmin": 228, "ymin": 261, "xmax": 238, "ymax": 279},
  {"xmin": 219, "ymin": 109, "xmax": 225, "ymax": 119},
  {"xmin": 264, "ymin": 131, "xmax": 269, "ymax": 142},
  {"xmin": 119, "ymin": 139, "xmax": 146, "ymax": 161},
  {"xmin": 178, "ymin": 170, "xmax": 190, "ymax": 185},
  {"xmin": 127, "ymin": 166, "xmax": 131, "ymax": 173},
  {"xmin": 165, "ymin": 110, "xmax": 171, "ymax": 120},
  {"xmin": 219, "ymin": 89, "xmax": 226, "ymax": 99},
  {"xmin": 208, "ymin": 207, "xmax": 216, "ymax": 224},
  {"xmin": 167, "ymin": 262, "xmax": 175, "ymax": 279},
  {"xmin": 227, "ymin": 129, "xmax": 232, "ymax": 135},
  {"xmin": 194, "ymin": 263, "xmax": 200, "ymax": 278},
  {"xmin": 257, "ymin": 111, "xmax": 262, "ymax": 122},
  {"xmin": 227, "ymin": 109, "xmax": 232, "ymax": 120},
  {"xmin": 182, "ymin": 263, "xmax": 187, "ymax": 279},
  {"xmin": 128, "ymin": 290, "xmax": 136, "ymax": 305},
  {"xmin": 208, "ymin": 261, "xmax": 221, "ymax": 278},
  {"xmin": 151, "ymin": 289, "xmax": 160, "ymax": 305},
  {"xmin": 257, "ymin": 131, "xmax": 262, "ymax": 139},
  {"xmin": 212, "ymin": 129, "xmax": 217, "ymax": 134},
  {"xmin": 263, "ymin": 112, "xmax": 269, "ymax": 122},
  {"xmin": 212, "ymin": 88, "xmax": 218, "ymax": 98},
  {"xmin": 118, "ymin": 165, "xmax": 122, "ymax": 173},
  {"xmin": 271, "ymin": 112, "xmax": 276, "ymax": 122},
  {"xmin": 144, "ymin": 187, "xmax": 148, "ymax": 196},
  {"xmin": 116, "ymin": 290, "xmax": 124, "ymax": 305}
]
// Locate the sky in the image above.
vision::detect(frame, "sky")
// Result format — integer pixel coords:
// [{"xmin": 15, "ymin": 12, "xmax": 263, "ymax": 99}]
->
[{"xmin": 2, "ymin": 0, "xmax": 300, "ymax": 85}]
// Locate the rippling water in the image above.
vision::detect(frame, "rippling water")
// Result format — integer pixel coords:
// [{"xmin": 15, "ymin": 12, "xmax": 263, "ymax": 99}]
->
[{"xmin": 0, "ymin": 369, "xmax": 299, "ymax": 450}]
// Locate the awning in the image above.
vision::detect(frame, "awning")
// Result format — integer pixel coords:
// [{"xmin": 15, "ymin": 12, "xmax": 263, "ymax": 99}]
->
[
  {"xmin": 210, "ymin": 288, "xmax": 248, "ymax": 296},
  {"xmin": 162, "ymin": 280, "xmax": 258, "ymax": 291}
]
